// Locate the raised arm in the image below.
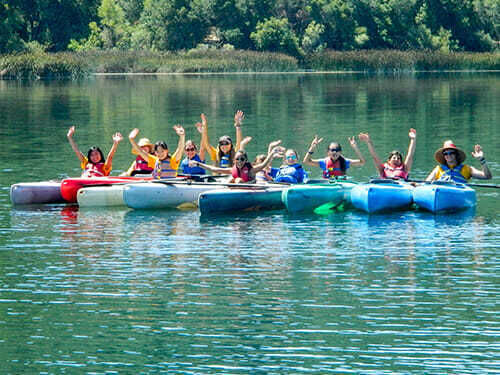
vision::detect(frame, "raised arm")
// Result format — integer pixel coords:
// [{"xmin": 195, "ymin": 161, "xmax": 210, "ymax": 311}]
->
[
  {"xmin": 358, "ymin": 132, "xmax": 383, "ymax": 174},
  {"xmin": 469, "ymin": 144, "xmax": 492, "ymax": 179},
  {"xmin": 199, "ymin": 113, "xmax": 217, "ymax": 161},
  {"xmin": 129, "ymin": 128, "xmax": 150, "ymax": 161},
  {"xmin": 348, "ymin": 136, "xmax": 366, "ymax": 166},
  {"xmin": 234, "ymin": 110, "xmax": 244, "ymax": 151},
  {"xmin": 172, "ymin": 125, "xmax": 186, "ymax": 162},
  {"xmin": 104, "ymin": 132, "xmax": 123, "ymax": 170},
  {"xmin": 195, "ymin": 115, "xmax": 207, "ymax": 161},
  {"xmin": 188, "ymin": 160, "xmax": 232, "ymax": 175},
  {"xmin": 403, "ymin": 128, "xmax": 417, "ymax": 173},
  {"xmin": 303, "ymin": 135, "xmax": 324, "ymax": 167},
  {"xmin": 267, "ymin": 140, "xmax": 282, "ymax": 154},
  {"xmin": 239, "ymin": 136, "xmax": 252, "ymax": 151},
  {"xmin": 67, "ymin": 126, "xmax": 86, "ymax": 164},
  {"xmin": 252, "ymin": 145, "xmax": 284, "ymax": 174}
]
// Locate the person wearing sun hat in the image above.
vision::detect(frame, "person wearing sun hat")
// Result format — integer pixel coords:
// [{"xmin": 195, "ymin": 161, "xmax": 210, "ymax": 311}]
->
[
  {"xmin": 426, "ymin": 140, "xmax": 492, "ymax": 183},
  {"xmin": 121, "ymin": 137, "xmax": 155, "ymax": 176}
]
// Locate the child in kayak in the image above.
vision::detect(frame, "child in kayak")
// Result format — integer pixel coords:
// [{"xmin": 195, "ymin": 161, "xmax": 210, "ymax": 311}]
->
[
  {"xmin": 200, "ymin": 110, "xmax": 250, "ymax": 168},
  {"xmin": 426, "ymin": 140, "xmax": 492, "ymax": 183},
  {"xmin": 121, "ymin": 137, "xmax": 155, "ymax": 176},
  {"xmin": 128, "ymin": 125, "xmax": 185, "ymax": 179},
  {"xmin": 253, "ymin": 140, "xmax": 284, "ymax": 183},
  {"xmin": 303, "ymin": 136, "xmax": 365, "ymax": 179},
  {"xmin": 358, "ymin": 128, "xmax": 416, "ymax": 180},
  {"xmin": 188, "ymin": 144, "xmax": 283, "ymax": 183},
  {"xmin": 67, "ymin": 126, "xmax": 123, "ymax": 178},
  {"xmin": 269, "ymin": 149, "xmax": 308, "ymax": 184},
  {"xmin": 179, "ymin": 114, "xmax": 216, "ymax": 176}
]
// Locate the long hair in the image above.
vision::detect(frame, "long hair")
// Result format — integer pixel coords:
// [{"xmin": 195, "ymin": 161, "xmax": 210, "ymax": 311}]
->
[
  {"xmin": 328, "ymin": 142, "xmax": 346, "ymax": 172},
  {"xmin": 87, "ymin": 146, "xmax": 105, "ymax": 165},
  {"xmin": 216, "ymin": 135, "xmax": 235, "ymax": 165},
  {"xmin": 154, "ymin": 141, "xmax": 171, "ymax": 160},
  {"xmin": 234, "ymin": 150, "xmax": 252, "ymax": 171},
  {"xmin": 387, "ymin": 150, "xmax": 403, "ymax": 163}
]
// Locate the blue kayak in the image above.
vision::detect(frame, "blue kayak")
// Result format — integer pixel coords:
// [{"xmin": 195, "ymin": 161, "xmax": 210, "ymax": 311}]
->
[
  {"xmin": 282, "ymin": 181, "xmax": 356, "ymax": 213},
  {"xmin": 413, "ymin": 181, "xmax": 476, "ymax": 213},
  {"xmin": 351, "ymin": 179, "xmax": 414, "ymax": 213}
]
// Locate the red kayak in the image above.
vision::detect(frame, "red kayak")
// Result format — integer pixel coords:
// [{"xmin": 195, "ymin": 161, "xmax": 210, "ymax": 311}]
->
[{"xmin": 61, "ymin": 176, "xmax": 153, "ymax": 203}]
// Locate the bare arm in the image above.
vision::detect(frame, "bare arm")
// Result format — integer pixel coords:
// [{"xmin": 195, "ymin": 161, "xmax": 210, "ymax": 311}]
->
[
  {"xmin": 348, "ymin": 136, "xmax": 366, "ymax": 166},
  {"xmin": 129, "ymin": 128, "xmax": 150, "ymax": 161},
  {"xmin": 104, "ymin": 132, "xmax": 123, "ymax": 170},
  {"xmin": 358, "ymin": 132, "xmax": 383, "ymax": 174},
  {"xmin": 469, "ymin": 144, "xmax": 492, "ymax": 179},
  {"xmin": 303, "ymin": 135, "xmax": 324, "ymax": 167},
  {"xmin": 403, "ymin": 128, "xmax": 417, "ymax": 173},
  {"xmin": 172, "ymin": 125, "xmax": 186, "ymax": 162},
  {"xmin": 251, "ymin": 146, "xmax": 283, "ymax": 176},
  {"xmin": 426, "ymin": 166, "xmax": 439, "ymax": 182},
  {"xmin": 67, "ymin": 126, "xmax": 86, "ymax": 164},
  {"xmin": 195, "ymin": 116, "xmax": 206, "ymax": 161},
  {"xmin": 234, "ymin": 110, "xmax": 244, "ymax": 151},
  {"xmin": 188, "ymin": 160, "xmax": 232, "ymax": 175}
]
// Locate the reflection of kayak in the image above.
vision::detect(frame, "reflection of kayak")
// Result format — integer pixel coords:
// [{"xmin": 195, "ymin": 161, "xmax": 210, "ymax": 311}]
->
[
  {"xmin": 60, "ymin": 176, "xmax": 152, "ymax": 203},
  {"xmin": 351, "ymin": 179, "xmax": 414, "ymax": 213},
  {"xmin": 413, "ymin": 182, "xmax": 476, "ymax": 213},
  {"xmin": 123, "ymin": 181, "xmax": 223, "ymax": 210},
  {"xmin": 282, "ymin": 182, "xmax": 356, "ymax": 213},
  {"xmin": 10, "ymin": 181, "xmax": 65, "ymax": 205},
  {"xmin": 77, "ymin": 185, "xmax": 128, "ymax": 208},
  {"xmin": 199, "ymin": 186, "xmax": 287, "ymax": 215}
]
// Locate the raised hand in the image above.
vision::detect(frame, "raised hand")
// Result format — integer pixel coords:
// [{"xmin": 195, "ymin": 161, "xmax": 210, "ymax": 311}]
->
[
  {"xmin": 195, "ymin": 122, "xmax": 203, "ymax": 134},
  {"xmin": 240, "ymin": 136, "xmax": 252, "ymax": 147},
  {"xmin": 67, "ymin": 126, "xmax": 75, "ymax": 138},
  {"xmin": 271, "ymin": 146, "xmax": 284, "ymax": 158},
  {"xmin": 234, "ymin": 110, "xmax": 244, "ymax": 127},
  {"xmin": 408, "ymin": 128, "xmax": 416, "ymax": 139},
  {"xmin": 173, "ymin": 125, "xmax": 185, "ymax": 136},
  {"xmin": 309, "ymin": 135, "xmax": 323, "ymax": 149},
  {"xmin": 348, "ymin": 136, "xmax": 357, "ymax": 147},
  {"xmin": 358, "ymin": 133, "xmax": 370, "ymax": 143},
  {"xmin": 112, "ymin": 132, "xmax": 123, "ymax": 143},
  {"xmin": 471, "ymin": 144, "xmax": 484, "ymax": 159},
  {"xmin": 269, "ymin": 140, "xmax": 282, "ymax": 149},
  {"xmin": 201, "ymin": 113, "xmax": 207, "ymax": 128},
  {"xmin": 129, "ymin": 128, "xmax": 139, "ymax": 140},
  {"xmin": 188, "ymin": 160, "xmax": 198, "ymax": 168}
]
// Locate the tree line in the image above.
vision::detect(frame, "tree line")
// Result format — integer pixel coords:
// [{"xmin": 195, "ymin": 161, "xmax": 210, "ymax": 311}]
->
[{"xmin": 1, "ymin": 0, "xmax": 498, "ymax": 57}]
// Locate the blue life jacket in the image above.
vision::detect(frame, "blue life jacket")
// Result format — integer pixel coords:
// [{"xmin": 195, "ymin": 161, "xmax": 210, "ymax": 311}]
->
[
  {"xmin": 271, "ymin": 164, "xmax": 307, "ymax": 184},
  {"xmin": 180, "ymin": 154, "xmax": 206, "ymax": 175},
  {"xmin": 438, "ymin": 164, "xmax": 468, "ymax": 184},
  {"xmin": 219, "ymin": 154, "xmax": 231, "ymax": 168}
]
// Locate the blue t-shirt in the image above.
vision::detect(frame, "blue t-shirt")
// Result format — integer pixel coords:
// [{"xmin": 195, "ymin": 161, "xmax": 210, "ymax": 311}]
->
[
  {"xmin": 270, "ymin": 163, "xmax": 307, "ymax": 183},
  {"xmin": 318, "ymin": 158, "xmax": 350, "ymax": 174},
  {"xmin": 180, "ymin": 154, "xmax": 206, "ymax": 175}
]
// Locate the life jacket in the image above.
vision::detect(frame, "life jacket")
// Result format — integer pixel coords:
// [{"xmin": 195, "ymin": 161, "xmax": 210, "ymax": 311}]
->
[
  {"xmin": 135, "ymin": 156, "xmax": 153, "ymax": 173},
  {"xmin": 274, "ymin": 164, "xmax": 306, "ymax": 183},
  {"xmin": 231, "ymin": 163, "xmax": 252, "ymax": 182},
  {"xmin": 180, "ymin": 154, "xmax": 206, "ymax": 175},
  {"xmin": 219, "ymin": 154, "xmax": 231, "ymax": 168},
  {"xmin": 382, "ymin": 162, "xmax": 408, "ymax": 180},
  {"xmin": 82, "ymin": 162, "xmax": 107, "ymax": 178},
  {"xmin": 153, "ymin": 157, "xmax": 177, "ymax": 179},
  {"xmin": 437, "ymin": 164, "xmax": 468, "ymax": 184},
  {"xmin": 323, "ymin": 158, "xmax": 345, "ymax": 179}
]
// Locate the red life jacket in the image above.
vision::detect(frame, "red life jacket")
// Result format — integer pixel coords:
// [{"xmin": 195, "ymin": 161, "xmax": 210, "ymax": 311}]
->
[
  {"xmin": 323, "ymin": 158, "xmax": 345, "ymax": 178},
  {"xmin": 382, "ymin": 162, "xmax": 408, "ymax": 180},
  {"xmin": 82, "ymin": 162, "xmax": 107, "ymax": 177},
  {"xmin": 135, "ymin": 156, "xmax": 153, "ymax": 172},
  {"xmin": 232, "ymin": 163, "xmax": 252, "ymax": 182}
]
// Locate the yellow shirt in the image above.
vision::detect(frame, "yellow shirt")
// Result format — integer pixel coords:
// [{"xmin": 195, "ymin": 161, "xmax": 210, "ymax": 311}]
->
[
  {"xmin": 80, "ymin": 157, "xmax": 111, "ymax": 176},
  {"xmin": 206, "ymin": 145, "xmax": 218, "ymax": 163},
  {"xmin": 147, "ymin": 154, "xmax": 179, "ymax": 178}
]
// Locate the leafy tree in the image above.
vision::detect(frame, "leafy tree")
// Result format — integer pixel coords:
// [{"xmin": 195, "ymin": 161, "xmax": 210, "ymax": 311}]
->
[
  {"xmin": 251, "ymin": 17, "xmax": 303, "ymax": 58},
  {"xmin": 301, "ymin": 21, "xmax": 326, "ymax": 54},
  {"xmin": 0, "ymin": 2, "xmax": 24, "ymax": 53}
]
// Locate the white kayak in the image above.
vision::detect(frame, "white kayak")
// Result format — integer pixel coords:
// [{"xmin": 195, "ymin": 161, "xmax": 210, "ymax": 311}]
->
[{"xmin": 77, "ymin": 185, "xmax": 128, "ymax": 208}]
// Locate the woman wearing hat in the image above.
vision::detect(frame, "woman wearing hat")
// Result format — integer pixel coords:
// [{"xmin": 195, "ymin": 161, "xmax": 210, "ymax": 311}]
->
[
  {"xmin": 358, "ymin": 128, "xmax": 416, "ymax": 180},
  {"xmin": 426, "ymin": 140, "xmax": 492, "ymax": 183},
  {"xmin": 200, "ymin": 110, "xmax": 251, "ymax": 169},
  {"xmin": 121, "ymin": 137, "xmax": 155, "ymax": 176}
]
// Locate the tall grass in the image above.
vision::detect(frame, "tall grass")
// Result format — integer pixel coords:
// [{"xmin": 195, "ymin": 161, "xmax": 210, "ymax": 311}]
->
[
  {"xmin": 307, "ymin": 50, "xmax": 500, "ymax": 72},
  {"xmin": 0, "ymin": 49, "xmax": 498, "ymax": 79}
]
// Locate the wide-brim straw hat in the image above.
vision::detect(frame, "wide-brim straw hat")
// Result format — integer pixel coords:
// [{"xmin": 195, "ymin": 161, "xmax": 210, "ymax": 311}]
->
[
  {"xmin": 132, "ymin": 138, "xmax": 153, "ymax": 155},
  {"xmin": 434, "ymin": 140, "xmax": 466, "ymax": 165}
]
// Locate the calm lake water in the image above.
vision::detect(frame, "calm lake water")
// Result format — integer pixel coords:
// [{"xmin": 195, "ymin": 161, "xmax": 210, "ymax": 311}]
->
[{"xmin": 0, "ymin": 74, "xmax": 499, "ymax": 373}]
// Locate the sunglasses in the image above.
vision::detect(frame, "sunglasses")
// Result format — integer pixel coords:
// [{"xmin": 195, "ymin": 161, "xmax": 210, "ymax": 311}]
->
[
  {"xmin": 219, "ymin": 141, "xmax": 231, "ymax": 146},
  {"xmin": 443, "ymin": 151, "xmax": 456, "ymax": 156},
  {"xmin": 286, "ymin": 154, "xmax": 297, "ymax": 160},
  {"xmin": 185, "ymin": 148, "xmax": 196, "ymax": 152},
  {"xmin": 236, "ymin": 157, "xmax": 246, "ymax": 161},
  {"xmin": 329, "ymin": 148, "xmax": 341, "ymax": 152}
]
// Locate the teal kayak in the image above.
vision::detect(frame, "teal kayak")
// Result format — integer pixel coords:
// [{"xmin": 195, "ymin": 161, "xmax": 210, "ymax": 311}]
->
[
  {"xmin": 413, "ymin": 181, "xmax": 476, "ymax": 213},
  {"xmin": 351, "ymin": 179, "xmax": 414, "ymax": 213},
  {"xmin": 282, "ymin": 181, "xmax": 356, "ymax": 213}
]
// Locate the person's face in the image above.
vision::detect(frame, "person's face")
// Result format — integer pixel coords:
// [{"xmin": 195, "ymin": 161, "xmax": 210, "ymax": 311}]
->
[
  {"xmin": 89, "ymin": 150, "xmax": 102, "ymax": 163},
  {"xmin": 285, "ymin": 150, "xmax": 297, "ymax": 165},
  {"xmin": 328, "ymin": 144, "xmax": 341, "ymax": 161},
  {"xmin": 155, "ymin": 145, "xmax": 168, "ymax": 160},
  {"xmin": 141, "ymin": 145, "xmax": 152, "ymax": 154},
  {"xmin": 389, "ymin": 153, "xmax": 402, "ymax": 166},
  {"xmin": 235, "ymin": 153, "xmax": 247, "ymax": 167},
  {"xmin": 443, "ymin": 149, "xmax": 457, "ymax": 165},
  {"xmin": 185, "ymin": 144, "xmax": 197, "ymax": 158},
  {"xmin": 219, "ymin": 140, "xmax": 232, "ymax": 153}
]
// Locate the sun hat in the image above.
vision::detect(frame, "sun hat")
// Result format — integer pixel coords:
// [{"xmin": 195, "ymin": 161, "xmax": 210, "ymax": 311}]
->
[
  {"xmin": 434, "ymin": 140, "xmax": 466, "ymax": 165},
  {"xmin": 132, "ymin": 138, "xmax": 153, "ymax": 155}
]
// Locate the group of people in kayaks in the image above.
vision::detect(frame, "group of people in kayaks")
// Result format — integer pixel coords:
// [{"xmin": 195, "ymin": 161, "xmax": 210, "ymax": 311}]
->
[{"xmin": 67, "ymin": 110, "xmax": 492, "ymax": 186}]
